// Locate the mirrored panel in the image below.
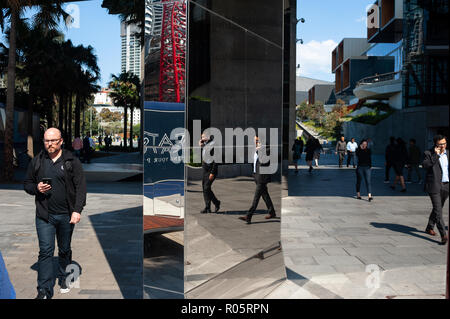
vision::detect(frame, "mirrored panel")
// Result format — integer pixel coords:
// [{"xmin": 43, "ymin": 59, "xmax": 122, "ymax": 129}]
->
[
  {"xmin": 143, "ymin": 0, "xmax": 186, "ymax": 299},
  {"xmin": 185, "ymin": 0, "xmax": 286, "ymax": 298}
]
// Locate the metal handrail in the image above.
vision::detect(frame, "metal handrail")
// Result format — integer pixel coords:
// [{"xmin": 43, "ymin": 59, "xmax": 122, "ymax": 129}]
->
[{"xmin": 356, "ymin": 71, "xmax": 401, "ymax": 87}]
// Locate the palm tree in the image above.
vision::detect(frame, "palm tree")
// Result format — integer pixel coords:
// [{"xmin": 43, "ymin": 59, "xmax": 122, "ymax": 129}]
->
[
  {"xmin": 108, "ymin": 72, "xmax": 140, "ymax": 149},
  {"xmin": 102, "ymin": 0, "xmax": 145, "ymax": 152},
  {"xmin": 0, "ymin": 0, "xmax": 68, "ymax": 181}
]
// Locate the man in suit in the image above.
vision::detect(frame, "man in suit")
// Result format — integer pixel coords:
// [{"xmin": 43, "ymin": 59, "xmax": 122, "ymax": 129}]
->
[
  {"xmin": 423, "ymin": 135, "xmax": 449, "ymax": 245},
  {"xmin": 239, "ymin": 136, "xmax": 276, "ymax": 224},
  {"xmin": 199, "ymin": 133, "xmax": 220, "ymax": 214}
]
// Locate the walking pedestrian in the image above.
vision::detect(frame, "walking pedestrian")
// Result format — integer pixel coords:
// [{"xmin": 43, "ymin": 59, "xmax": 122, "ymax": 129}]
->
[
  {"xmin": 305, "ymin": 136, "xmax": 315, "ymax": 173},
  {"xmin": 384, "ymin": 136, "xmax": 396, "ymax": 183},
  {"xmin": 72, "ymin": 135, "xmax": 82, "ymax": 159},
  {"xmin": 23, "ymin": 128, "xmax": 86, "ymax": 299},
  {"xmin": 390, "ymin": 137, "xmax": 408, "ymax": 192},
  {"xmin": 355, "ymin": 140, "xmax": 373, "ymax": 201},
  {"xmin": 239, "ymin": 136, "xmax": 276, "ymax": 224},
  {"xmin": 335, "ymin": 136, "xmax": 347, "ymax": 168},
  {"xmin": 313, "ymin": 139, "xmax": 323, "ymax": 167},
  {"xmin": 199, "ymin": 133, "xmax": 220, "ymax": 214},
  {"xmin": 407, "ymin": 138, "xmax": 422, "ymax": 184},
  {"xmin": 346, "ymin": 138, "xmax": 358, "ymax": 168},
  {"xmin": 292, "ymin": 137, "xmax": 304, "ymax": 174},
  {"xmin": 423, "ymin": 135, "xmax": 449, "ymax": 245}
]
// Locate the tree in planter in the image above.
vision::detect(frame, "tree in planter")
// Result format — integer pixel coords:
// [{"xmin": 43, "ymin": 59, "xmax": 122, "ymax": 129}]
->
[
  {"xmin": 108, "ymin": 72, "xmax": 140, "ymax": 150},
  {"xmin": 0, "ymin": 0, "xmax": 69, "ymax": 181}
]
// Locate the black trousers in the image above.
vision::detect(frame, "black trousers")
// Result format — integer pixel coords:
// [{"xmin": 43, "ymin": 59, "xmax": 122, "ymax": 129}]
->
[
  {"xmin": 427, "ymin": 182, "xmax": 449, "ymax": 237},
  {"xmin": 202, "ymin": 173, "xmax": 219, "ymax": 210},
  {"xmin": 338, "ymin": 151, "xmax": 346, "ymax": 166},
  {"xmin": 248, "ymin": 176, "xmax": 274, "ymax": 218},
  {"xmin": 385, "ymin": 162, "xmax": 393, "ymax": 181},
  {"xmin": 347, "ymin": 152, "xmax": 355, "ymax": 167}
]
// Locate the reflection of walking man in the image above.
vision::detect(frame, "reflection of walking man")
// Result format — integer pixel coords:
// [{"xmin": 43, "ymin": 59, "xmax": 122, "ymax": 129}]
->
[
  {"xmin": 199, "ymin": 133, "xmax": 220, "ymax": 214},
  {"xmin": 423, "ymin": 135, "xmax": 449, "ymax": 245},
  {"xmin": 346, "ymin": 138, "xmax": 358, "ymax": 168},
  {"xmin": 24, "ymin": 128, "xmax": 87, "ymax": 299},
  {"xmin": 239, "ymin": 136, "xmax": 276, "ymax": 224},
  {"xmin": 335, "ymin": 136, "xmax": 347, "ymax": 168}
]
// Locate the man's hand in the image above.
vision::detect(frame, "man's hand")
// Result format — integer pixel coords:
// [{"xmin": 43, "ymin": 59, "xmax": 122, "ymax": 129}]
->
[
  {"xmin": 209, "ymin": 174, "xmax": 215, "ymax": 181},
  {"xmin": 70, "ymin": 212, "xmax": 81, "ymax": 224},
  {"xmin": 37, "ymin": 182, "xmax": 52, "ymax": 194},
  {"xmin": 435, "ymin": 146, "xmax": 442, "ymax": 155}
]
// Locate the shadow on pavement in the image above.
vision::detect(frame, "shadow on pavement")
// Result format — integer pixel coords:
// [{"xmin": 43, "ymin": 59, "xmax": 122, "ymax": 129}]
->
[
  {"xmin": 89, "ymin": 206, "xmax": 143, "ymax": 299},
  {"xmin": 371, "ymin": 222, "xmax": 445, "ymax": 244},
  {"xmin": 285, "ymin": 267, "xmax": 343, "ymax": 299},
  {"xmin": 30, "ymin": 258, "xmax": 83, "ymax": 296},
  {"xmin": 144, "ymin": 234, "xmax": 183, "ymax": 299}
]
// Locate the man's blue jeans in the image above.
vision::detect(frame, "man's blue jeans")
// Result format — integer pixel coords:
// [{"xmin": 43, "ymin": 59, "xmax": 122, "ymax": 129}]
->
[{"xmin": 35, "ymin": 214, "xmax": 74, "ymax": 298}]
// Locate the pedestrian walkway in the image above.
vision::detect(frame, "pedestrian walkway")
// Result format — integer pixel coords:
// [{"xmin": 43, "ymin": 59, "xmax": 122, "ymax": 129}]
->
[
  {"xmin": 269, "ymin": 153, "xmax": 448, "ymax": 299},
  {"xmin": 0, "ymin": 181, "xmax": 142, "ymax": 299}
]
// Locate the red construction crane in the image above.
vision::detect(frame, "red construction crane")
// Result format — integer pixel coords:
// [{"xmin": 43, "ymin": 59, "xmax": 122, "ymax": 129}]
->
[{"xmin": 159, "ymin": 0, "xmax": 187, "ymax": 103}]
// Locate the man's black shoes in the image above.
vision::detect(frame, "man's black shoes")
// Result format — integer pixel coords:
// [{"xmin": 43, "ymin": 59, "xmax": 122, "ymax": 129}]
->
[
  {"xmin": 214, "ymin": 201, "xmax": 221, "ymax": 213},
  {"xmin": 238, "ymin": 215, "xmax": 252, "ymax": 224},
  {"xmin": 200, "ymin": 208, "xmax": 211, "ymax": 214},
  {"xmin": 35, "ymin": 290, "xmax": 49, "ymax": 299}
]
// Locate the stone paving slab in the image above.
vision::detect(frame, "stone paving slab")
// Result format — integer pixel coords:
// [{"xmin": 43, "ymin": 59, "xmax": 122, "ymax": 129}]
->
[
  {"xmin": 272, "ymin": 153, "xmax": 449, "ymax": 299},
  {"xmin": 0, "ymin": 181, "xmax": 142, "ymax": 299}
]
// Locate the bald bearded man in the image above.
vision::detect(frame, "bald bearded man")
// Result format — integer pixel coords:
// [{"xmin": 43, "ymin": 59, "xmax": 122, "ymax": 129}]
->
[{"xmin": 24, "ymin": 128, "xmax": 86, "ymax": 299}]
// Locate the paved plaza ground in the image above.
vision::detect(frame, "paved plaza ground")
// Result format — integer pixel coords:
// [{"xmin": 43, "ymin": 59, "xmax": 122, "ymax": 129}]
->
[
  {"xmin": 268, "ymin": 153, "xmax": 448, "ymax": 299},
  {"xmin": 0, "ymin": 152, "xmax": 143, "ymax": 299}
]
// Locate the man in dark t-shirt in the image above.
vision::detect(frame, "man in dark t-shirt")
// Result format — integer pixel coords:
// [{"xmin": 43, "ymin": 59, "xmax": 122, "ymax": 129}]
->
[{"xmin": 24, "ymin": 128, "xmax": 86, "ymax": 299}]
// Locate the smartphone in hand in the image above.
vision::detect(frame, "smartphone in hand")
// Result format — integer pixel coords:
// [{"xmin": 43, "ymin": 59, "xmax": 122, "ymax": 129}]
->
[{"xmin": 42, "ymin": 178, "xmax": 52, "ymax": 186}]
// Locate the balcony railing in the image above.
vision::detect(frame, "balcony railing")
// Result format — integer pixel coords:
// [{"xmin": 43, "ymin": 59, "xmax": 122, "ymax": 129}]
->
[{"xmin": 356, "ymin": 71, "xmax": 401, "ymax": 87}]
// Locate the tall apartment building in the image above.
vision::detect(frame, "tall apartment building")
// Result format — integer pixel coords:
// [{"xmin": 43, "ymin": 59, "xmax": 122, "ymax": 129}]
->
[
  {"xmin": 341, "ymin": 0, "xmax": 448, "ymax": 152},
  {"xmin": 121, "ymin": 21, "xmax": 141, "ymax": 78}
]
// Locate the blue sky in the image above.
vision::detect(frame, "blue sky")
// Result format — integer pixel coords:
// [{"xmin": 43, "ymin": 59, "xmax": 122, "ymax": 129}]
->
[
  {"xmin": 61, "ymin": 0, "xmax": 121, "ymax": 88},
  {"xmin": 296, "ymin": 0, "xmax": 374, "ymax": 82},
  {"xmin": 0, "ymin": 0, "xmax": 121, "ymax": 89}
]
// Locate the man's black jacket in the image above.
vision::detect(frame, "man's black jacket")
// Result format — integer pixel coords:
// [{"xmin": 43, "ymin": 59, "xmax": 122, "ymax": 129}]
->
[
  {"xmin": 24, "ymin": 149, "xmax": 87, "ymax": 221},
  {"xmin": 423, "ymin": 148, "xmax": 449, "ymax": 194}
]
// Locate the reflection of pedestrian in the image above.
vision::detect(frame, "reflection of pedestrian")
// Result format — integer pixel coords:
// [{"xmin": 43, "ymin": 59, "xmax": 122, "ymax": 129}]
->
[
  {"xmin": 423, "ymin": 135, "xmax": 449, "ymax": 245},
  {"xmin": 239, "ymin": 136, "xmax": 275, "ymax": 224},
  {"xmin": 407, "ymin": 138, "xmax": 422, "ymax": 183},
  {"xmin": 335, "ymin": 136, "xmax": 347, "ymax": 168},
  {"xmin": 305, "ymin": 136, "xmax": 315, "ymax": 173},
  {"xmin": 390, "ymin": 137, "xmax": 407, "ymax": 192},
  {"xmin": 199, "ymin": 133, "xmax": 220, "ymax": 214},
  {"xmin": 355, "ymin": 140, "xmax": 373, "ymax": 201},
  {"xmin": 313, "ymin": 139, "xmax": 323, "ymax": 167},
  {"xmin": 82, "ymin": 133, "xmax": 94, "ymax": 164},
  {"xmin": 384, "ymin": 136, "xmax": 396, "ymax": 183},
  {"xmin": 72, "ymin": 136, "xmax": 82, "ymax": 159},
  {"xmin": 24, "ymin": 128, "xmax": 86, "ymax": 299},
  {"xmin": 346, "ymin": 138, "xmax": 358, "ymax": 168},
  {"xmin": 292, "ymin": 137, "xmax": 304, "ymax": 174}
]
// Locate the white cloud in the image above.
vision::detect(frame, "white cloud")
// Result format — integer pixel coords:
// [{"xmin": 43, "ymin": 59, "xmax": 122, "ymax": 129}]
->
[{"xmin": 296, "ymin": 39, "xmax": 337, "ymax": 82}]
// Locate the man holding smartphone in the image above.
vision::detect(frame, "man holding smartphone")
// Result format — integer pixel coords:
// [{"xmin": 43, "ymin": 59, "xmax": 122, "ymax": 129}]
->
[
  {"xmin": 24, "ymin": 128, "xmax": 86, "ymax": 299},
  {"xmin": 423, "ymin": 135, "xmax": 449, "ymax": 245},
  {"xmin": 199, "ymin": 133, "xmax": 220, "ymax": 214}
]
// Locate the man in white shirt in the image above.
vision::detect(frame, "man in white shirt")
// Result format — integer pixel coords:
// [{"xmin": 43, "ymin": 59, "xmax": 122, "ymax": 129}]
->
[
  {"xmin": 423, "ymin": 135, "xmax": 449, "ymax": 245},
  {"xmin": 346, "ymin": 138, "xmax": 358, "ymax": 168}
]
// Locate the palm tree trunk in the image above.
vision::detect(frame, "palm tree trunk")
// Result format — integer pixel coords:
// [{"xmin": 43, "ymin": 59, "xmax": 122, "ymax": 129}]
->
[
  {"xmin": 27, "ymin": 91, "xmax": 34, "ymax": 158},
  {"xmin": 75, "ymin": 95, "xmax": 81, "ymax": 138},
  {"xmin": 58, "ymin": 93, "xmax": 64, "ymax": 131},
  {"xmin": 2, "ymin": 6, "xmax": 19, "ymax": 181},
  {"xmin": 129, "ymin": 108, "xmax": 133, "ymax": 149},
  {"xmin": 123, "ymin": 106, "xmax": 128, "ymax": 149},
  {"xmin": 64, "ymin": 94, "xmax": 68, "ymax": 143},
  {"xmin": 68, "ymin": 93, "xmax": 73, "ymax": 145}
]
